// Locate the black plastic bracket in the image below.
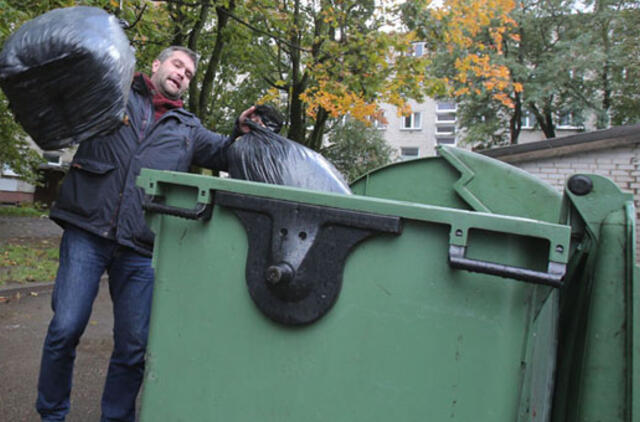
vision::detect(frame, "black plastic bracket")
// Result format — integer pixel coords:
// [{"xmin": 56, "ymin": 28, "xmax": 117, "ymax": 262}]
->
[{"xmin": 216, "ymin": 191, "xmax": 402, "ymax": 326}]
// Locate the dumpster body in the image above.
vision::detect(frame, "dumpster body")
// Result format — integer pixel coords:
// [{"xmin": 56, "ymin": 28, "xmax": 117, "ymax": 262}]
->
[{"xmin": 137, "ymin": 145, "xmax": 638, "ymax": 421}]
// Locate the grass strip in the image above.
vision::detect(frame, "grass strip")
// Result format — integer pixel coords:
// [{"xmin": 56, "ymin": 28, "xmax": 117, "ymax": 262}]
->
[
  {"xmin": 0, "ymin": 205, "xmax": 49, "ymax": 217},
  {"xmin": 0, "ymin": 240, "xmax": 59, "ymax": 285}
]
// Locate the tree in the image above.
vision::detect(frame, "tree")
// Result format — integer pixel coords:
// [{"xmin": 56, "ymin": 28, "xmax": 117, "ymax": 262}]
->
[
  {"xmin": 237, "ymin": 0, "xmax": 445, "ymax": 150},
  {"xmin": 595, "ymin": 3, "xmax": 640, "ymax": 126},
  {"xmin": 0, "ymin": 100, "xmax": 44, "ymax": 185},
  {"xmin": 321, "ymin": 118, "xmax": 396, "ymax": 182},
  {"xmin": 499, "ymin": 0, "xmax": 639, "ymax": 139},
  {"xmin": 1, "ymin": 0, "xmax": 447, "ymax": 180},
  {"xmin": 403, "ymin": 0, "xmax": 640, "ymax": 147},
  {"xmin": 401, "ymin": 0, "xmax": 525, "ymax": 146},
  {"xmin": 1, "ymin": 1, "xmax": 49, "ymax": 183},
  {"xmin": 512, "ymin": 0, "xmax": 585, "ymax": 140}
]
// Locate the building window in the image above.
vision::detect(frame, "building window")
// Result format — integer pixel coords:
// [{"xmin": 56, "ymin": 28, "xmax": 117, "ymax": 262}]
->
[
  {"xmin": 402, "ymin": 112, "xmax": 422, "ymax": 130},
  {"xmin": 410, "ymin": 42, "xmax": 425, "ymax": 57},
  {"xmin": 557, "ymin": 111, "xmax": 582, "ymax": 129},
  {"xmin": 436, "ymin": 112, "xmax": 456, "ymax": 123},
  {"xmin": 436, "ymin": 101, "xmax": 456, "ymax": 112},
  {"xmin": 400, "ymin": 147, "xmax": 419, "ymax": 160},
  {"xmin": 1, "ymin": 164, "xmax": 18, "ymax": 177},
  {"xmin": 521, "ymin": 110, "xmax": 535, "ymax": 129},
  {"xmin": 43, "ymin": 152, "xmax": 61, "ymax": 166},
  {"xmin": 435, "ymin": 125, "xmax": 455, "ymax": 135},
  {"xmin": 436, "ymin": 137, "xmax": 456, "ymax": 145}
]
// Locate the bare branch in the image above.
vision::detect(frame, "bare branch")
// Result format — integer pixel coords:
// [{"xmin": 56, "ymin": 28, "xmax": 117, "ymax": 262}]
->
[
  {"xmin": 152, "ymin": 0, "xmax": 213, "ymax": 7},
  {"xmin": 152, "ymin": 0, "xmax": 312, "ymax": 52},
  {"xmin": 123, "ymin": 4, "xmax": 148, "ymax": 30}
]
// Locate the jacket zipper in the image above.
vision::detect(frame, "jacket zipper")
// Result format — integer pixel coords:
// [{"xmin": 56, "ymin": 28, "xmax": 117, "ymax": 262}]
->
[
  {"xmin": 108, "ymin": 97, "xmax": 155, "ymax": 237},
  {"xmin": 139, "ymin": 96, "xmax": 153, "ymax": 142}
]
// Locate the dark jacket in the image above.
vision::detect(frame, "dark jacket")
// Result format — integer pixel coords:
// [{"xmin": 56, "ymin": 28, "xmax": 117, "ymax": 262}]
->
[{"xmin": 50, "ymin": 74, "xmax": 234, "ymax": 256}]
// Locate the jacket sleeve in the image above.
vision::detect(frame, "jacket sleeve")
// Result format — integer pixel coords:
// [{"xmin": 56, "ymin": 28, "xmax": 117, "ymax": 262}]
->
[{"xmin": 191, "ymin": 125, "xmax": 237, "ymax": 171}]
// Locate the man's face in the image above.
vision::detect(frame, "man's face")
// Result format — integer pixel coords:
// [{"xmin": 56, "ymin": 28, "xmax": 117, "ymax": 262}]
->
[{"xmin": 150, "ymin": 50, "xmax": 195, "ymax": 100}]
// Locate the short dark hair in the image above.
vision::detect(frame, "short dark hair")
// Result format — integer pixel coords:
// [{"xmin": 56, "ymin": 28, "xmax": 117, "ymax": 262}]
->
[{"xmin": 155, "ymin": 46, "xmax": 199, "ymax": 72}]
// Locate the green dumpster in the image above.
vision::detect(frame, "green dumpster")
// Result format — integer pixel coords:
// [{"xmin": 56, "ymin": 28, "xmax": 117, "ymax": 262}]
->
[{"xmin": 137, "ymin": 145, "xmax": 638, "ymax": 421}]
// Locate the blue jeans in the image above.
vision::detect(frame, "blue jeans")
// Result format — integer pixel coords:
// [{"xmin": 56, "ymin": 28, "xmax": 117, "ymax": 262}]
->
[{"xmin": 36, "ymin": 225, "xmax": 154, "ymax": 422}]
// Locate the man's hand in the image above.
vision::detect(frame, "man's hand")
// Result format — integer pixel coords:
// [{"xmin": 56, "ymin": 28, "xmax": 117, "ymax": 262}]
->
[{"xmin": 238, "ymin": 105, "xmax": 265, "ymax": 134}]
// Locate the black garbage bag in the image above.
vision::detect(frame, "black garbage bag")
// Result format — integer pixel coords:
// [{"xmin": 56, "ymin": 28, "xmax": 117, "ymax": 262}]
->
[
  {"xmin": 227, "ymin": 117, "xmax": 351, "ymax": 195},
  {"xmin": 0, "ymin": 6, "xmax": 135, "ymax": 150}
]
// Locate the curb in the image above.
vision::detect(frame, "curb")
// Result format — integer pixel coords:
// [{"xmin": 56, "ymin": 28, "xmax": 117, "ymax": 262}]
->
[
  {"xmin": 0, "ymin": 281, "xmax": 55, "ymax": 299},
  {"xmin": 0, "ymin": 275, "xmax": 110, "ymax": 300}
]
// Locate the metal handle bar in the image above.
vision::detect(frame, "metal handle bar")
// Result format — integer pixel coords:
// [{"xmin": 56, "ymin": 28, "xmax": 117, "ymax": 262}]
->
[
  {"xmin": 448, "ymin": 245, "xmax": 565, "ymax": 287},
  {"xmin": 142, "ymin": 196, "xmax": 212, "ymax": 221}
]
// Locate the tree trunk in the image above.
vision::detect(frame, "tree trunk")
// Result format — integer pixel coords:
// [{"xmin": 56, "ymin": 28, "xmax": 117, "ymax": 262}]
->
[
  {"xmin": 197, "ymin": 1, "xmax": 235, "ymax": 121},
  {"xmin": 187, "ymin": 3, "xmax": 211, "ymax": 113},
  {"xmin": 286, "ymin": 0, "xmax": 306, "ymax": 143},
  {"xmin": 288, "ymin": 79, "xmax": 306, "ymax": 143},
  {"xmin": 509, "ymin": 92, "xmax": 522, "ymax": 144},
  {"xmin": 597, "ymin": 4, "xmax": 612, "ymax": 128},
  {"xmin": 530, "ymin": 101, "xmax": 555, "ymax": 139},
  {"xmin": 308, "ymin": 108, "xmax": 329, "ymax": 151},
  {"xmin": 169, "ymin": 2, "xmax": 184, "ymax": 46}
]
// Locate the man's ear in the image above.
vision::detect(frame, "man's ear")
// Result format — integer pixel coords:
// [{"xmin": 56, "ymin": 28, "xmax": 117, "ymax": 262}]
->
[{"xmin": 151, "ymin": 59, "xmax": 161, "ymax": 75}]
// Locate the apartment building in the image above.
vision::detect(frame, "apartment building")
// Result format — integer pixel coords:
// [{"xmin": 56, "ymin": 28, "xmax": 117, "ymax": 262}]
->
[
  {"xmin": 375, "ymin": 38, "xmax": 595, "ymax": 159},
  {"xmin": 377, "ymin": 97, "xmax": 459, "ymax": 160}
]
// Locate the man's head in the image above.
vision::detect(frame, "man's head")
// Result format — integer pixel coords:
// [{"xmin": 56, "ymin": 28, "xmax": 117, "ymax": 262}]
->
[{"xmin": 150, "ymin": 46, "xmax": 198, "ymax": 100}]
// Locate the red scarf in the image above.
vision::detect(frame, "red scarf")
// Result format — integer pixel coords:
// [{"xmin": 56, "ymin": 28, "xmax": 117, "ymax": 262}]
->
[{"xmin": 138, "ymin": 73, "xmax": 184, "ymax": 121}]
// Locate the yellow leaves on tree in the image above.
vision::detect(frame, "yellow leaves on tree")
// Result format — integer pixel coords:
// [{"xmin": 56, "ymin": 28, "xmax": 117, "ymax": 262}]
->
[
  {"xmin": 435, "ymin": 0, "xmax": 516, "ymax": 48},
  {"xmin": 300, "ymin": 80, "xmax": 378, "ymax": 122},
  {"xmin": 296, "ymin": 24, "xmax": 438, "ymax": 126},
  {"xmin": 453, "ymin": 54, "xmax": 521, "ymax": 103},
  {"xmin": 257, "ymin": 87, "xmax": 283, "ymax": 107},
  {"xmin": 434, "ymin": 0, "xmax": 521, "ymax": 108}
]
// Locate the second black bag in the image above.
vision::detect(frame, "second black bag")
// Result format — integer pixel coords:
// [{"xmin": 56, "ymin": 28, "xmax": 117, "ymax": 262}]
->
[{"xmin": 227, "ymin": 119, "xmax": 351, "ymax": 195}]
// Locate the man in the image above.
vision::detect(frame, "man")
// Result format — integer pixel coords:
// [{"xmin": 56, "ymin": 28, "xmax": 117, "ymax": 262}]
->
[{"xmin": 36, "ymin": 46, "xmax": 257, "ymax": 422}]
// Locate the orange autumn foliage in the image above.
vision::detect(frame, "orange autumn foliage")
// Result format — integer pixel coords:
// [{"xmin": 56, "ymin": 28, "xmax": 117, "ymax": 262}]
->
[{"xmin": 433, "ymin": 0, "xmax": 521, "ymax": 108}]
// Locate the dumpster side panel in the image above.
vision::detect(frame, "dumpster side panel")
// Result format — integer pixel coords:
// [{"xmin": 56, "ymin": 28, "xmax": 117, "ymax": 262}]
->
[
  {"xmin": 143, "ymin": 207, "xmax": 251, "ymax": 421},
  {"xmin": 517, "ymin": 289, "xmax": 559, "ymax": 422},
  {"xmin": 141, "ymin": 208, "xmax": 551, "ymax": 421},
  {"xmin": 552, "ymin": 175, "xmax": 637, "ymax": 422},
  {"xmin": 136, "ymin": 160, "xmax": 638, "ymax": 422},
  {"xmin": 573, "ymin": 210, "xmax": 629, "ymax": 421}
]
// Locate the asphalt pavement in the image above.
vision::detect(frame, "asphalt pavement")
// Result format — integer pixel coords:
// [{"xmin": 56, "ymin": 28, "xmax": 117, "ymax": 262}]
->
[{"xmin": 0, "ymin": 216, "xmax": 118, "ymax": 422}]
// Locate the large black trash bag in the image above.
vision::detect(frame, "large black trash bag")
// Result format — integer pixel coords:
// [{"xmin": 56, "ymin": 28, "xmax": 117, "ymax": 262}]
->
[
  {"xmin": 227, "ymin": 116, "xmax": 351, "ymax": 195},
  {"xmin": 0, "ymin": 6, "xmax": 135, "ymax": 150}
]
